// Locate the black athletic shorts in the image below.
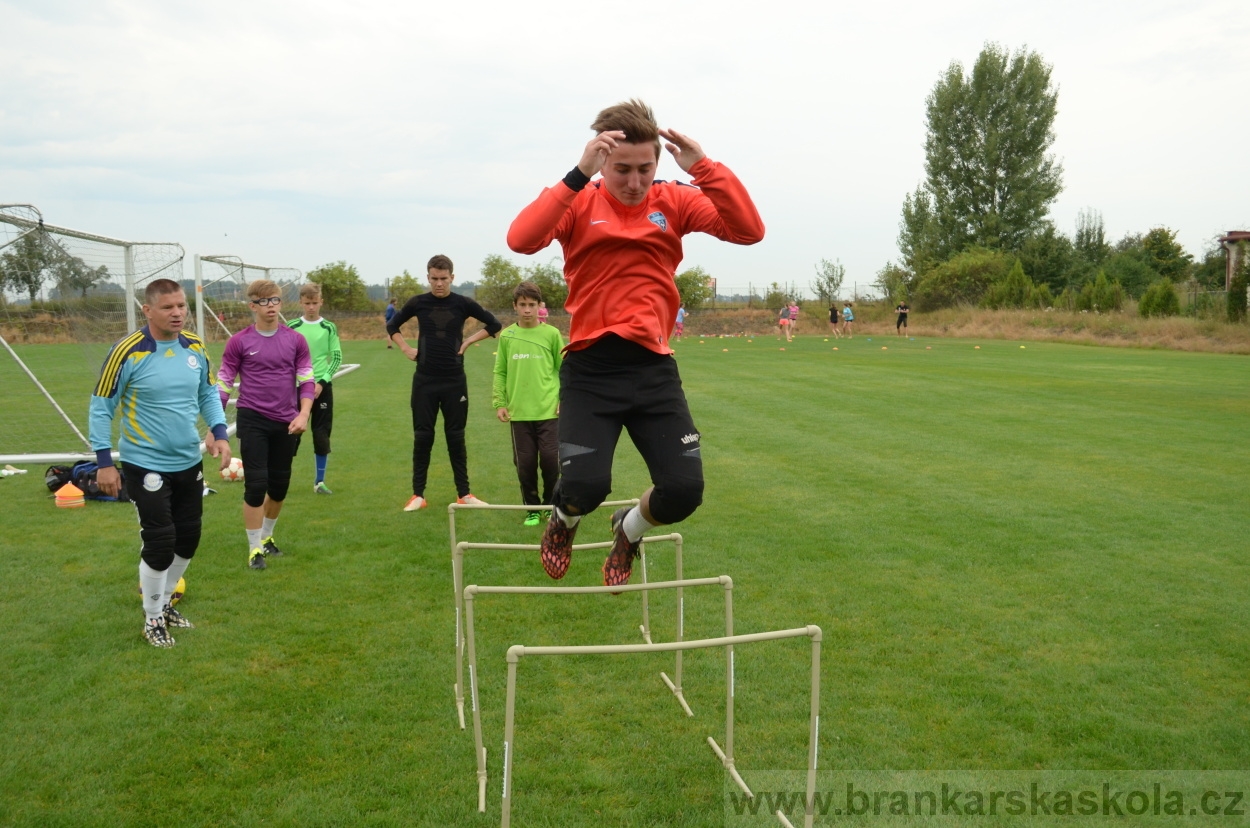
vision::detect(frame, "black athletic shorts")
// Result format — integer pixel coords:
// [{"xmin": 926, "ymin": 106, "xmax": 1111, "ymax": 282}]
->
[{"xmin": 554, "ymin": 335, "xmax": 703, "ymax": 524}]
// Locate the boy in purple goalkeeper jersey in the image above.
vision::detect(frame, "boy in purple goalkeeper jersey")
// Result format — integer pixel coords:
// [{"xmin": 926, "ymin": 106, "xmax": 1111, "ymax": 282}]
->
[{"xmin": 218, "ymin": 279, "xmax": 315, "ymax": 570}]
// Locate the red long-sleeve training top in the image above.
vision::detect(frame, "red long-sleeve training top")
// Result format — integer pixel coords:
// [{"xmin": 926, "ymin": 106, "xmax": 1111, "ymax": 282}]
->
[{"xmin": 507, "ymin": 156, "xmax": 764, "ymax": 355}]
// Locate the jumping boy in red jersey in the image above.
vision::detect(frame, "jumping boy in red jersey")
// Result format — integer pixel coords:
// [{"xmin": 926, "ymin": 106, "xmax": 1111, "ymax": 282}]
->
[{"xmin": 507, "ymin": 99, "xmax": 764, "ymax": 587}]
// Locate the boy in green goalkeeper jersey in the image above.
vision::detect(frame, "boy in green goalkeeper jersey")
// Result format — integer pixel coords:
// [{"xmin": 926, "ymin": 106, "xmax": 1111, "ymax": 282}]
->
[
  {"xmin": 289, "ymin": 283, "xmax": 343, "ymax": 494},
  {"xmin": 492, "ymin": 281, "xmax": 563, "ymax": 526}
]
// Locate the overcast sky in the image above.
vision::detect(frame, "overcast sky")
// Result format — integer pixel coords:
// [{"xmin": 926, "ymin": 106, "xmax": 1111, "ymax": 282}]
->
[{"xmin": 3, "ymin": 0, "xmax": 1248, "ymax": 297}]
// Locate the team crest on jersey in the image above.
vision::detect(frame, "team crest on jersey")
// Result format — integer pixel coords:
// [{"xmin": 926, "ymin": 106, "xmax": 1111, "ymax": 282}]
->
[
  {"xmin": 647, "ymin": 211, "xmax": 668, "ymax": 231},
  {"xmin": 186, "ymin": 355, "xmax": 199, "ymax": 369}
]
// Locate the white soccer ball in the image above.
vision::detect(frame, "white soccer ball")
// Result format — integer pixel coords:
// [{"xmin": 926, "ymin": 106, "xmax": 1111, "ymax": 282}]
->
[{"xmin": 221, "ymin": 457, "xmax": 245, "ymax": 482}]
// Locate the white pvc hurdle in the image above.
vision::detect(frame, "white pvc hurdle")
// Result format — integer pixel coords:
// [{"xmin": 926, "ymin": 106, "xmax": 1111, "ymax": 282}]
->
[
  {"xmin": 453, "ymin": 532, "xmax": 683, "ymax": 728},
  {"xmin": 463, "ymin": 576, "xmax": 733, "ymax": 812},
  {"xmin": 442, "ymin": 500, "xmax": 640, "ymax": 725},
  {"xmin": 498, "ymin": 626, "xmax": 823, "ymax": 828}
]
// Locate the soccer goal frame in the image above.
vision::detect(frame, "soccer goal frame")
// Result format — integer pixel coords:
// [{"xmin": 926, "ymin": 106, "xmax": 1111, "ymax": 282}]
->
[
  {"xmin": 498, "ymin": 625, "xmax": 824, "ymax": 828},
  {"xmin": 0, "ymin": 206, "xmax": 185, "ymax": 464},
  {"xmin": 446, "ymin": 499, "xmax": 642, "ymax": 728},
  {"xmin": 192, "ymin": 254, "xmax": 303, "ymax": 341},
  {"xmin": 463, "ymin": 575, "xmax": 734, "ymax": 812}
]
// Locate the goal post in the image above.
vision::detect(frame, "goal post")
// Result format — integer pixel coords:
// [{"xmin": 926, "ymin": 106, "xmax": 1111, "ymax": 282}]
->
[
  {"xmin": 193, "ymin": 254, "xmax": 303, "ymax": 343},
  {"xmin": 0, "ymin": 206, "xmax": 184, "ymax": 464}
]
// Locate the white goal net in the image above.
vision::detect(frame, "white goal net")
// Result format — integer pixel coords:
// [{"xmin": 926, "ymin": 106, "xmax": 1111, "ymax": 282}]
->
[{"xmin": 0, "ymin": 205, "xmax": 185, "ymax": 463}]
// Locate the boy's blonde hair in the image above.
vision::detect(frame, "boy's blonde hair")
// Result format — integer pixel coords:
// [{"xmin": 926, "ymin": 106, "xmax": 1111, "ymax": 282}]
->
[
  {"xmin": 246, "ymin": 279, "xmax": 281, "ymax": 301},
  {"xmin": 299, "ymin": 283, "xmax": 322, "ymax": 301}
]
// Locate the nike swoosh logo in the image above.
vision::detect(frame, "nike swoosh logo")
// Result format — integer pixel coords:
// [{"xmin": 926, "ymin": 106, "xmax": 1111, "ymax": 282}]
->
[
  {"xmin": 248, "ymin": 351, "xmax": 259, "ymax": 355},
  {"xmin": 590, "ymin": 220, "xmax": 608, "ymax": 225}
]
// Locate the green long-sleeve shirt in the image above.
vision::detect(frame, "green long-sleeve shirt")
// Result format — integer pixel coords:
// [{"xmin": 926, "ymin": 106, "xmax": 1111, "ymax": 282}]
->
[
  {"xmin": 491, "ymin": 323, "xmax": 563, "ymax": 421},
  {"xmin": 289, "ymin": 316, "xmax": 343, "ymax": 384}
]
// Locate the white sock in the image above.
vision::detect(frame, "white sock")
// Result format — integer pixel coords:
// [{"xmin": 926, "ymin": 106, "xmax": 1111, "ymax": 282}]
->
[
  {"xmin": 622, "ymin": 506, "xmax": 654, "ymax": 543},
  {"xmin": 139, "ymin": 561, "xmax": 167, "ymax": 620},
  {"xmin": 261, "ymin": 517, "xmax": 277, "ymax": 539},
  {"xmin": 555, "ymin": 506, "xmax": 581, "ymax": 529},
  {"xmin": 247, "ymin": 528, "xmax": 263, "ymax": 552},
  {"xmin": 162, "ymin": 555, "xmax": 191, "ymax": 606}
]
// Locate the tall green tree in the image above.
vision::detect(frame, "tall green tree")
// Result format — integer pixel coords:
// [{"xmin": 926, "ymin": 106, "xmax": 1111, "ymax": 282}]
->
[
  {"xmin": 897, "ymin": 187, "xmax": 941, "ymax": 279},
  {"xmin": 524, "ymin": 259, "xmax": 568, "ymax": 311},
  {"xmin": 1073, "ymin": 208, "xmax": 1110, "ymax": 267},
  {"xmin": 389, "ymin": 269, "xmax": 423, "ymax": 303},
  {"xmin": 307, "ymin": 261, "xmax": 370, "ymax": 310},
  {"xmin": 476, "ymin": 254, "xmax": 523, "ymax": 309},
  {"xmin": 907, "ymin": 43, "xmax": 1063, "ymax": 261},
  {"xmin": 47, "ymin": 241, "xmax": 109, "ymax": 298},
  {"xmin": 1015, "ymin": 223, "xmax": 1075, "ymax": 292},
  {"xmin": 0, "ymin": 233, "xmax": 51, "ymax": 302},
  {"xmin": 1140, "ymin": 227, "xmax": 1193, "ymax": 282},
  {"xmin": 674, "ymin": 265, "xmax": 714, "ymax": 309},
  {"xmin": 810, "ymin": 259, "xmax": 846, "ymax": 304},
  {"xmin": 874, "ymin": 263, "xmax": 912, "ymax": 303}
]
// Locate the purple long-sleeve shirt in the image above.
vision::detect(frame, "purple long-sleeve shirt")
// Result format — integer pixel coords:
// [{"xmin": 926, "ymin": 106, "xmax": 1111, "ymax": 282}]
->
[{"xmin": 218, "ymin": 325, "xmax": 315, "ymax": 423}]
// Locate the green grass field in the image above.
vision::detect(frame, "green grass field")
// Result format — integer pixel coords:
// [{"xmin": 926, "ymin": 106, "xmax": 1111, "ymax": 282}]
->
[{"xmin": 2, "ymin": 333, "xmax": 1248, "ymax": 826}]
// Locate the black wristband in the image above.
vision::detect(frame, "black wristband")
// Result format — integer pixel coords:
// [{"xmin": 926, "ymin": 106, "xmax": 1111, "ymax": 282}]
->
[{"xmin": 562, "ymin": 167, "xmax": 591, "ymax": 192}]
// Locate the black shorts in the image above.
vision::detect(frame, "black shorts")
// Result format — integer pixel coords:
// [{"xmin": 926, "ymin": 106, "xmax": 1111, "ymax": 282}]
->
[
  {"xmin": 236, "ymin": 406, "xmax": 299, "ymax": 504},
  {"xmin": 897, "ymin": 314, "xmax": 908, "ymax": 327},
  {"xmin": 296, "ymin": 381, "xmax": 333, "ymax": 456},
  {"xmin": 555, "ymin": 335, "xmax": 703, "ymax": 524},
  {"xmin": 122, "ymin": 461, "xmax": 205, "ymax": 567}
]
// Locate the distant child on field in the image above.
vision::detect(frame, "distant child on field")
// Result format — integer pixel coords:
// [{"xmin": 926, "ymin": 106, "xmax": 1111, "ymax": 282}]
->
[
  {"xmin": 788, "ymin": 301, "xmax": 800, "ymax": 337},
  {"xmin": 493, "ymin": 282, "xmax": 563, "ymax": 527},
  {"xmin": 841, "ymin": 301, "xmax": 855, "ymax": 338},
  {"xmin": 674, "ymin": 304, "xmax": 686, "ymax": 340},
  {"xmin": 384, "ymin": 297, "xmax": 397, "ymax": 348},
  {"xmin": 289, "ymin": 283, "xmax": 343, "ymax": 495},
  {"xmin": 537, "ymin": 301, "xmax": 549, "ymax": 325},
  {"xmin": 828, "ymin": 304, "xmax": 841, "ymax": 337}
]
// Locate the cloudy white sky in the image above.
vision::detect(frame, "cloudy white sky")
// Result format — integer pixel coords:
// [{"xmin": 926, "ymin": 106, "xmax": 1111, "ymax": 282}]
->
[{"xmin": 3, "ymin": 0, "xmax": 1247, "ymax": 297}]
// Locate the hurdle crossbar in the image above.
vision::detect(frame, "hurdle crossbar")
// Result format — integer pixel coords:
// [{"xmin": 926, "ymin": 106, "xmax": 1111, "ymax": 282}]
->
[
  {"xmin": 499, "ymin": 625, "xmax": 823, "ymax": 828},
  {"xmin": 464, "ymin": 576, "xmax": 733, "ymax": 812},
  {"xmin": 454, "ymin": 531, "xmax": 683, "ymax": 727},
  {"xmin": 449, "ymin": 499, "xmax": 640, "ymax": 728}
]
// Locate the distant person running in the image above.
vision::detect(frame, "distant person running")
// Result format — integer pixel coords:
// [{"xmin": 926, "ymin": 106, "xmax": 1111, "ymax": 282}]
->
[
  {"xmin": 218, "ymin": 280, "xmax": 315, "ymax": 571},
  {"xmin": 289, "ymin": 283, "xmax": 343, "ymax": 495},
  {"xmin": 778, "ymin": 304, "xmax": 792, "ymax": 341},
  {"xmin": 674, "ymin": 304, "xmax": 687, "ymax": 340},
  {"xmin": 841, "ymin": 301, "xmax": 855, "ymax": 338},
  {"xmin": 828, "ymin": 304, "xmax": 841, "ymax": 338},
  {"xmin": 493, "ymin": 281, "xmax": 563, "ymax": 527},
  {"xmin": 90, "ymin": 278, "xmax": 231, "ymax": 648},
  {"xmin": 895, "ymin": 300, "xmax": 910, "ymax": 336},
  {"xmin": 508, "ymin": 98, "xmax": 764, "ymax": 587},
  {"xmin": 788, "ymin": 302, "xmax": 800, "ymax": 337},
  {"xmin": 387, "ymin": 255, "xmax": 502, "ymax": 511}
]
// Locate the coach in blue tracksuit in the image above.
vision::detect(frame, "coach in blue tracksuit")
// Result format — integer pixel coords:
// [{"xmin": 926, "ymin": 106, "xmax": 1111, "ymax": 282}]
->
[{"xmin": 88, "ymin": 278, "xmax": 231, "ymax": 649}]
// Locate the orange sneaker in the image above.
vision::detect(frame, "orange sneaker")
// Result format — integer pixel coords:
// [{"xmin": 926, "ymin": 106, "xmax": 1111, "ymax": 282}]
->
[
  {"xmin": 603, "ymin": 507, "xmax": 641, "ymax": 589},
  {"xmin": 403, "ymin": 495, "xmax": 428, "ymax": 512},
  {"xmin": 540, "ymin": 514, "xmax": 578, "ymax": 579}
]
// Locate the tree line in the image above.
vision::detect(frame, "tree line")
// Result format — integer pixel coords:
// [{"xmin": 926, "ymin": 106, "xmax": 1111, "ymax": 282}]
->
[
  {"xmin": 0, "ymin": 232, "xmax": 111, "ymax": 303},
  {"xmin": 882, "ymin": 42, "xmax": 1242, "ymax": 321}
]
